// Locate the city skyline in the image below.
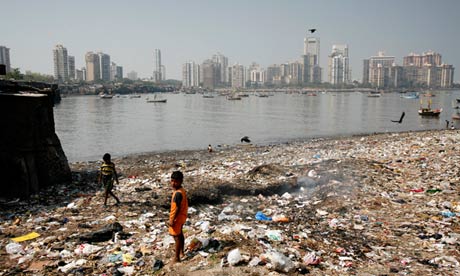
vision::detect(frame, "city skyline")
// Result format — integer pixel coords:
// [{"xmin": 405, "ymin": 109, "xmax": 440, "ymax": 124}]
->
[{"xmin": 2, "ymin": 0, "xmax": 459, "ymax": 81}]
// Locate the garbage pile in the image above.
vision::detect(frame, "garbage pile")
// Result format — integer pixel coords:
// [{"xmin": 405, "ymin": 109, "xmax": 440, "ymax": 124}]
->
[{"xmin": 1, "ymin": 130, "xmax": 460, "ymax": 275}]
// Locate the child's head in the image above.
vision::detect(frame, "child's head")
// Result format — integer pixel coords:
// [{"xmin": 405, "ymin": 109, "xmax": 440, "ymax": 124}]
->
[
  {"xmin": 103, "ymin": 153, "xmax": 111, "ymax": 162},
  {"xmin": 170, "ymin": 170, "xmax": 184, "ymax": 188}
]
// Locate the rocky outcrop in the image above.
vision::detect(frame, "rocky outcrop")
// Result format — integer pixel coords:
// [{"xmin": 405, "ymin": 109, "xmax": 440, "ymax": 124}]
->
[{"xmin": 0, "ymin": 80, "xmax": 70, "ymax": 199}]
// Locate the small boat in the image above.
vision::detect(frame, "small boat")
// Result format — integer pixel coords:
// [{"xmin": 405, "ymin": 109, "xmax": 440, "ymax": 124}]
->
[
  {"xmin": 418, "ymin": 99, "xmax": 441, "ymax": 116},
  {"xmin": 257, "ymin": 93, "xmax": 269, "ymax": 97},
  {"xmin": 99, "ymin": 93, "xmax": 113, "ymax": 99},
  {"xmin": 146, "ymin": 94, "xmax": 167, "ymax": 103},
  {"xmin": 307, "ymin": 92, "xmax": 317, "ymax": 96},
  {"xmin": 422, "ymin": 93, "xmax": 435, "ymax": 97},
  {"xmin": 227, "ymin": 95, "xmax": 242, "ymax": 100},
  {"xmin": 130, "ymin": 94, "xmax": 141, "ymax": 98},
  {"xmin": 401, "ymin": 92, "xmax": 419, "ymax": 99},
  {"xmin": 367, "ymin": 92, "xmax": 381, "ymax": 98},
  {"xmin": 452, "ymin": 113, "xmax": 460, "ymax": 120},
  {"xmin": 202, "ymin": 94, "xmax": 214, "ymax": 98}
]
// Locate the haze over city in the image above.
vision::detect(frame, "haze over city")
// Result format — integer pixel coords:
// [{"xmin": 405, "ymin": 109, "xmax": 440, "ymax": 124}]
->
[{"xmin": 2, "ymin": 0, "xmax": 460, "ymax": 81}]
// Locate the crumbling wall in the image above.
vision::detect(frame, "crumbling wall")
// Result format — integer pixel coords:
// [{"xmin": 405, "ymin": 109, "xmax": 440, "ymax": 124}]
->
[{"xmin": 0, "ymin": 89, "xmax": 71, "ymax": 198}]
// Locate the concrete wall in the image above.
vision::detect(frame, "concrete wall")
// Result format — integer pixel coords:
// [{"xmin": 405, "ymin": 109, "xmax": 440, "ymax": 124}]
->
[{"xmin": 0, "ymin": 83, "xmax": 71, "ymax": 198}]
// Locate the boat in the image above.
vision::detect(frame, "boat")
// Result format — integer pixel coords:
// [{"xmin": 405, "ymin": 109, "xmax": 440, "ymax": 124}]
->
[
  {"xmin": 146, "ymin": 94, "xmax": 167, "ymax": 103},
  {"xmin": 227, "ymin": 95, "xmax": 242, "ymax": 100},
  {"xmin": 418, "ymin": 99, "xmax": 441, "ymax": 116},
  {"xmin": 130, "ymin": 93, "xmax": 141, "ymax": 98},
  {"xmin": 367, "ymin": 91, "xmax": 381, "ymax": 97},
  {"xmin": 452, "ymin": 113, "xmax": 460, "ymax": 120},
  {"xmin": 257, "ymin": 93, "xmax": 269, "ymax": 97},
  {"xmin": 401, "ymin": 92, "xmax": 419, "ymax": 99},
  {"xmin": 99, "ymin": 93, "xmax": 113, "ymax": 99},
  {"xmin": 202, "ymin": 93, "xmax": 214, "ymax": 98}
]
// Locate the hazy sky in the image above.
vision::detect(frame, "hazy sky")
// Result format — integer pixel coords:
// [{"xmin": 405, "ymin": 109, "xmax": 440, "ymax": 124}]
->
[{"xmin": 2, "ymin": 0, "xmax": 459, "ymax": 82}]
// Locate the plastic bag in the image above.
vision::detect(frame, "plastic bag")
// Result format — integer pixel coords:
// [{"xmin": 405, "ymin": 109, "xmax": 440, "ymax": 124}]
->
[{"xmin": 227, "ymin": 248, "xmax": 242, "ymax": 266}]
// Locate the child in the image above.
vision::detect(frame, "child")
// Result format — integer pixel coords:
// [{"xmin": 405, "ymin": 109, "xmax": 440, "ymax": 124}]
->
[
  {"xmin": 98, "ymin": 153, "xmax": 121, "ymax": 206},
  {"xmin": 168, "ymin": 171, "xmax": 188, "ymax": 263}
]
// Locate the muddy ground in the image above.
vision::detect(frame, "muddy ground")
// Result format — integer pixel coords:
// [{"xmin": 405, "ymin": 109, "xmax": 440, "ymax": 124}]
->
[{"xmin": 1, "ymin": 130, "xmax": 460, "ymax": 275}]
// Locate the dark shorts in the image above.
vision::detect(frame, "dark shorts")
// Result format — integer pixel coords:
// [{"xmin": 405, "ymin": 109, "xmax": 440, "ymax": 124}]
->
[{"xmin": 102, "ymin": 174, "xmax": 114, "ymax": 190}]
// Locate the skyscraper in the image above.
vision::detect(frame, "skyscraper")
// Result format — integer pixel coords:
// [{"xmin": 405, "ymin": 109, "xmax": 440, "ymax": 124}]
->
[
  {"xmin": 231, "ymin": 64, "xmax": 246, "ymax": 88},
  {"xmin": 68, "ymin": 56, "xmax": 75, "ymax": 80},
  {"xmin": 303, "ymin": 36, "xmax": 322, "ymax": 83},
  {"xmin": 201, "ymin": 59, "xmax": 218, "ymax": 89},
  {"xmin": 182, "ymin": 61, "xmax": 200, "ymax": 88},
  {"xmin": 328, "ymin": 44, "xmax": 350, "ymax": 85},
  {"xmin": 98, "ymin": 52, "xmax": 111, "ymax": 82},
  {"xmin": 363, "ymin": 51, "xmax": 396, "ymax": 88},
  {"xmin": 212, "ymin": 53, "xmax": 228, "ymax": 85},
  {"xmin": 153, "ymin": 49, "xmax": 162, "ymax": 82},
  {"xmin": 53, "ymin": 45, "xmax": 69, "ymax": 83},
  {"xmin": 85, "ymin": 52, "xmax": 100, "ymax": 82},
  {"xmin": 0, "ymin": 46, "xmax": 11, "ymax": 73}
]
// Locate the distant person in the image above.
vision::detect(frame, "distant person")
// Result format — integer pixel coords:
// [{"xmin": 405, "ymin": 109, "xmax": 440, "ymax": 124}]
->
[
  {"xmin": 168, "ymin": 171, "xmax": 188, "ymax": 263},
  {"xmin": 208, "ymin": 144, "xmax": 213, "ymax": 153},
  {"xmin": 446, "ymin": 120, "xmax": 450, "ymax": 129},
  {"xmin": 98, "ymin": 153, "xmax": 121, "ymax": 206}
]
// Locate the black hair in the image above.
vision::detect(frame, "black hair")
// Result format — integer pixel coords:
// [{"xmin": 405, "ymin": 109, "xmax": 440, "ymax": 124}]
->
[
  {"xmin": 103, "ymin": 153, "xmax": 111, "ymax": 162},
  {"xmin": 171, "ymin": 170, "xmax": 184, "ymax": 181}
]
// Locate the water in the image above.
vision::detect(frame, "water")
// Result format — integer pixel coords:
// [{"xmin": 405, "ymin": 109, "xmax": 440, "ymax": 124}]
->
[{"xmin": 54, "ymin": 91, "xmax": 460, "ymax": 162}]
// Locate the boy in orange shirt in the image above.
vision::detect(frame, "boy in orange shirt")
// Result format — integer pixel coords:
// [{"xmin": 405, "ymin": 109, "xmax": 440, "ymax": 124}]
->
[{"xmin": 168, "ymin": 171, "xmax": 188, "ymax": 263}]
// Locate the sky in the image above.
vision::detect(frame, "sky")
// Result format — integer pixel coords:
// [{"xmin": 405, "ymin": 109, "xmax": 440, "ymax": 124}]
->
[{"xmin": 2, "ymin": 0, "xmax": 460, "ymax": 82}]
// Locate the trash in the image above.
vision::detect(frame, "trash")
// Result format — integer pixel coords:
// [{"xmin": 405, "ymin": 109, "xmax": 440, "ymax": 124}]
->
[
  {"xmin": 248, "ymin": 256, "xmax": 261, "ymax": 267},
  {"xmin": 266, "ymin": 251, "xmax": 295, "ymax": 273},
  {"xmin": 303, "ymin": 252, "xmax": 322, "ymax": 265},
  {"xmin": 74, "ymin": 243, "xmax": 103, "ymax": 256},
  {"xmin": 272, "ymin": 214, "xmax": 289, "ymax": 222},
  {"xmin": 440, "ymin": 211, "xmax": 456, "ymax": 218},
  {"xmin": 227, "ymin": 248, "xmax": 242, "ymax": 266},
  {"xmin": 79, "ymin": 222, "xmax": 123, "ymax": 242},
  {"xmin": 255, "ymin": 211, "xmax": 272, "ymax": 221},
  {"xmin": 11, "ymin": 231, "xmax": 40, "ymax": 242},
  {"xmin": 426, "ymin": 188, "xmax": 442, "ymax": 194},
  {"xmin": 266, "ymin": 230, "xmax": 283, "ymax": 241},
  {"xmin": 5, "ymin": 242, "xmax": 24, "ymax": 255},
  {"xmin": 152, "ymin": 259, "xmax": 163, "ymax": 271}
]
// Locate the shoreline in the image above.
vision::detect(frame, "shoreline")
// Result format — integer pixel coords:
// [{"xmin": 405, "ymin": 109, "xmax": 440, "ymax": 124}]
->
[{"xmin": 2, "ymin": 128, "xmax": 460, "ymax": 275}]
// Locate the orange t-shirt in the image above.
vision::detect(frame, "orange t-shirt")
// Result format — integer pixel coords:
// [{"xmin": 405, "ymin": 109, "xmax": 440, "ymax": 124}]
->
[{"xmin": 169, "ymin": 187, "xmax": 188, "ymax": 228}]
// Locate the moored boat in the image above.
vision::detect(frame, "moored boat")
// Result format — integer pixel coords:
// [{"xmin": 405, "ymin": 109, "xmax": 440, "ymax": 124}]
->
[{"xmin": 418, "ymin": 99, "xmax": 441, "ymax": 116}]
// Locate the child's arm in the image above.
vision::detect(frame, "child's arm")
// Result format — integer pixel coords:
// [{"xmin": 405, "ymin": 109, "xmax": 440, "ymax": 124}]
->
[
  {"xmin": 113, "ymin": 164, "xmax": 119, "ymax": 184},
  {"xmin": 97, "ymin": 167, "xmax": 101, "ymax": 184},
  {"xmin": 169, "ymin": 192, "xmax": 182, "ymax": 226}
]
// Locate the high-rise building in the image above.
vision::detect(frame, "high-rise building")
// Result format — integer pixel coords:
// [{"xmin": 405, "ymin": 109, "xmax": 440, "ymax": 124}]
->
[
  {"xmin": 0, "ymin": 46, "xmax": 11, "ymax": 73},
  {"xmin": 127, "ymin": 71, "xmax": 138, "ymax": 80},
  {"xmin": 303, "ymin": 36, "xmax": 322, "ymax": 83},
  {"xmin": 290, "ymin": 61, "xmax": 303, "ymax": 85},
  {"xmin": 363, "ymin": 51, "xmax": 396, "ymax": 88},
  {"xmin": 160, "ymin": 65, "xmax": 166, "ymax": 80},
  {"xmin": 68, "ymin": 56, "xmax": 75, "ymax": 80},
  {"xmin": 85, "ymin": 52, "xmax": 100, "ymax": 82},
  {"xmin": 328, "ymin": 44, "xmax": 350, "ymax": 85},
  {"xmin": 116, "ymin": 66, "xmax": 123, "ymax": 80},
  {"xmin": 266, "ymin": 64, "xmax": 281, "ymax": 85},
  {"xmin": 153, "ymin": 49, "xmax": 162, "ymax": 82},
  {"xmin": 53, "ymin": 45, "xmax": 69, "ymax": 83},
  {"xmin": 98, "ymin": 52, "xmax": 111, "ymax": 82},
  {"xmin": 182, "ymin": 61, "xmax": 200, "ymax": 88},
  {"xmin": 76, "ymin": 67, "xmax": 86, "ymax": 82},
  {"xmin": 401, "ymin": 51, "xmax": 454, "ymax": 88},
  {"xmin": 231, "ymin": 64, "xmax": 246, "ymax": 88},
  {"xmin": 201, "ymin": 59, "xmax": 218, "ymax": 89},
  {"xmin": 212, "ymin": 53, "xmax": 228, "ymax": 85}
]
